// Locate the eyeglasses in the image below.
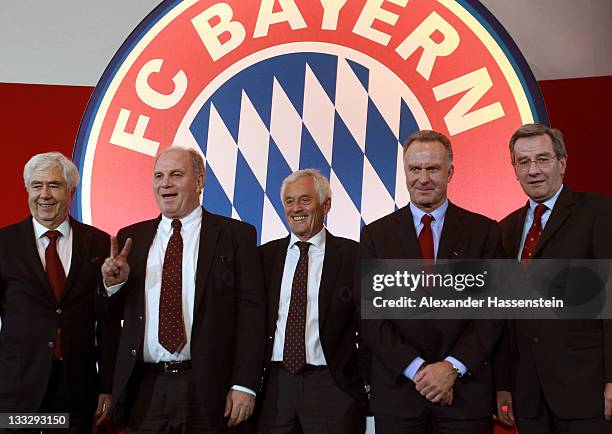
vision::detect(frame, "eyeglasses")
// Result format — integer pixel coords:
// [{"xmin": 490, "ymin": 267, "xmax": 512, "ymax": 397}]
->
[{"xmin": 513, "ymin": 156, "xmax": 558, "ymax": 172}]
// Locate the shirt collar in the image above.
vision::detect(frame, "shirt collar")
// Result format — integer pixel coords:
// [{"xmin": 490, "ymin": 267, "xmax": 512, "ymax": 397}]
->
[
  {"xmin": 160, "ymin": 206, "xmax": 202, "ymax": 235},
  {"xmin": 288, "ymin": 227, "xmax": 326, "ymax": 251},
  {"xmin": 33, "ymin": 217, "xmax": 71, "ymax": 240},
  {"xmin": 528, "ymin": 184, "xmax": 563, "ymax": 213},
  {"xmin": 409, "ymin": 198, "xmax": 449, "ymax": 226}
]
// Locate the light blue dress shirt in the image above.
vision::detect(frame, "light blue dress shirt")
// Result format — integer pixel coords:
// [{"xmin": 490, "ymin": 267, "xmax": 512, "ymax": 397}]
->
[
  {"xmin": 517, "ymin": 185, "xmax": 563, "ymax": 260},
  {"xmin": 403, "ymin": 199, "xmax": 468, "ymax": 381}
]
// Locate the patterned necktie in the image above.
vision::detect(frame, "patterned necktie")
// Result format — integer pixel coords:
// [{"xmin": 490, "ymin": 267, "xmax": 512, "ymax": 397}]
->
[
  {"xmin": 44, "ymin": 230, "xmax": 65, "ymax": 359},
  {"xmin": 418, "ymin": 214, "xmax": 435, "ymax": 261},
  {"xmin": 158, "ymin": 219, "xmax": 186, "ymax": 354},
  {"xmin": 283, "ymin": 241, "xmax": 311, "ymax": 375},
  {"xmin": 521, "ymin": 204, "xmax": 548, "ymax": 265}
]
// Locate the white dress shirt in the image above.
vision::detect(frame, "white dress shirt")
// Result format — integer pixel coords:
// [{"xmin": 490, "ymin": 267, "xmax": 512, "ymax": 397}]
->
[
  {"xmin": 107, "ymin": 207, "xmax": 254, "ymax": 395},
  {"xmin": 272, "ymin": 228, "xmax": 327, "ymax": 366},
  {"xmin": 141, "ymin": 207, "xmax": 201, "ymax": 363},
  {"xmin": 33, "ymin": 218, "xmax": 72, "ymax": 276}
]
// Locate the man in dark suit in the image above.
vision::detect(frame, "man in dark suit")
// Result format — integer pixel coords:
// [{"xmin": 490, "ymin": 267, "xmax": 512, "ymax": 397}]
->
[
  {"xmin": 495, "ymin": 123, "xmax": 612, "ymax": 433},
  {"xmin": 102, "ymin": 146, "xmax": 265, "ymax": 434},
  {"xmin": 256, "ymin": 169, "xmax": 367, "ymax": 434},
  {"xmin": 360, "ymin": 130, "xmax": 504, "ymax": 434},
  {"xmin": 0, "ymin": 152, "xmax": 117, "ymax": 433}
]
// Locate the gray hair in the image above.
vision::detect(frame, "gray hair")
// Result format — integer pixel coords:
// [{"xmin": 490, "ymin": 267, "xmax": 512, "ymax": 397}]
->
[
  {"xmin": 509, "ymin": 123, "xmax": 567, "ymax": 162},
  {"xmin": 155, "ymin": 146, "xmax": 205, "ymax": 177},
  {"xmin": 280, "ymin": 169, "xmax": 332, "ymax": 204},
  {"xmin": 23, "ymin": 152, "xmax": 80, "ymax": 191}
]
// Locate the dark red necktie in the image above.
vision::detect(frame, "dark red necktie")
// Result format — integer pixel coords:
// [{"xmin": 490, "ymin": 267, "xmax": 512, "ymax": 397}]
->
[
  {"xmin": 418, "ymin": 214, "xmax": 435, "ymax": 261},
  {"xmin": 283, "ymin": 241, "xmax": 310, "ymax": 374},
  {"xmin": 158, "ymin": 219, "xmax": 186, "ymax": 354},
  {"xmin": 44, "ymin": 230, "xmax": 65, "ymax": 359},
  {"xmin": 521, "ymin": 204, "xmax": 548, "ymax": 265}
]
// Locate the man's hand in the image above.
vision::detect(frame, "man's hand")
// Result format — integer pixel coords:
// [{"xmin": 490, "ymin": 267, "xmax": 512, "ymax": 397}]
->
[
  {"xmin": 414, "ymin": 361, "xmax": 457, "ymax": 403},
  {"xmin": 101, "ymin": 236, "xmax": 132, "ymax": 287},
  {"xmin": 605, "ymin": 383, "xmax": 612, "ymax": 421},
  {"xmin": 439, "ymin": 388, "xmax": 454, "ymax": 406},
  {"xmin": 224, "ymin": 389, "xmax": 255, "ymax": 427},
  {"xmin": 95, "ymin": 393, "xmax": 111, "ymax": 425},
  {"xmin": 496, "ymin": 390, "xmax": 515, "ymax": 426}
]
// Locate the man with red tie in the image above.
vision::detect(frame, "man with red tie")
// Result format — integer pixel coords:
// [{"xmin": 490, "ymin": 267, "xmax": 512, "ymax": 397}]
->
[
  {"xmin": 360, "ymin": 130, "xmax": 504, "ymax": 434},
  {"xmin": 255, "ymin": 169, "xmax": 367, "ymax": 434},
  {"xmin": 102, "ymin": 147, "xmax": 265, "ymax": 434},
  {"xmin": 495, "ymin": 123, "xmax": 612, "ymax": 433},
  {"xmin": 0, "ymin": 152, "xmax": 117, "ymax": 433}
]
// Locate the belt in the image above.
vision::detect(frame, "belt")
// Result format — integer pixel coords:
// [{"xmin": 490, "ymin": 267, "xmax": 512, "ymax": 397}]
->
[
  {"xmin": 143, "ymin": 360, "xmax": 192, "ymax": 374},
  {"xmin": 271, "ymin": 361, "xmax": 327, "ymax": 373}
]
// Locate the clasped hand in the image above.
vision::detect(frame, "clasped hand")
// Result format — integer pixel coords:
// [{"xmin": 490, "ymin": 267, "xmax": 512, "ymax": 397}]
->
[{"xmin": 414, "ymin": 361, "xmax": 457, "ymax": 406}]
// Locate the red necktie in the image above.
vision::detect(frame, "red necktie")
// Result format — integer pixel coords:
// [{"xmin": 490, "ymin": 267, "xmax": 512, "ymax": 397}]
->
[
  {"xmin": 44, "ymin": 230, "xmax": 65, "ymax": 359},
  {"xmin": 158, "ymin": 219, "xmax": 186, "ymax": 354},
  {"xmin": 418, "ymin": 214, "xmax": 435, "ymax": 261},
  {"xmin": 283, "ymin": 241, "xmax": 310, "ymax": 375},
  {"xmin": 521, "ymin": 204, "xmax": 548, "ymax": 265}
]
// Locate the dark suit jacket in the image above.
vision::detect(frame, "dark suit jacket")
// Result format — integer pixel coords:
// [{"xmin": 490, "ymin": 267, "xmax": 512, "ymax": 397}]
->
[
  {"xmin": 360, "ymin": 202, "xmax": 504, "ymax": 418},
  {"xmin": 110, "ymin": 208, "xmax": 266, "ymax": 429},
  {"xmin": 259, "ymin": 230, "xmax": 367, "ymax": 403},
  {"xmin": 0, "ymin": 217, "xmax": 117, "ymax": 423},
  {"xmin": 497, "ymin": 187, "xmax": 612, "ymax": 419}
]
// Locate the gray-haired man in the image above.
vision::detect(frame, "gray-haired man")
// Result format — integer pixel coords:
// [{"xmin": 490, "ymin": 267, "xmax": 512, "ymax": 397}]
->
[
  {"xmin": 0, "ymin": 151, "xmax": 118, "ymax": 433},
  {"xmin": 256, "ymin": 169, "xmax": 367, "ymax": 434}
]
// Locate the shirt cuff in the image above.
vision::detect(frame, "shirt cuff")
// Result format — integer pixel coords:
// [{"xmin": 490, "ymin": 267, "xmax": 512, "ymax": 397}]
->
[
  {"xmin": 104, "ymin": 280, "xmax": 125, "ymax": 296},
  {"xmin": 444, "ymin": 356, "xmax": 468, "ymax": 377},
  {"xmin": 231, "ymin": 385, "xmax": 256, "ymax": 397},
  {"xmin": 403, "ymin": 356, "xmax": 426, "ymax": 381}
]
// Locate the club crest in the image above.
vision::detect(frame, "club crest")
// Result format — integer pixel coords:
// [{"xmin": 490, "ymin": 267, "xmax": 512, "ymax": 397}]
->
[{"xmin": 73, "ymin": 0, "xmax": 547, "ymax": 241}]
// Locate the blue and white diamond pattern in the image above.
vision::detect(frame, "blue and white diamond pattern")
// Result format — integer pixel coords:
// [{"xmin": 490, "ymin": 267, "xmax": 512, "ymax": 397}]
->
[{"xmin": 182, "ymin": 47, "xmax": 429, "ymax": 244}]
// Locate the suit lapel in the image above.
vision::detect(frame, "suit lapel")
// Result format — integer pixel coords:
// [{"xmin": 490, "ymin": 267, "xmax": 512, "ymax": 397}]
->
[
  {"xmin": 319, "ymin": 230, "xmax": 340, "ymax": 330},
  {"xmin": 533, "ymin": 188, "xmax": 574, "ymax": 258},
  {"xmin": 438, "ymin": 202, "xmax": 464, "ymax": 259},
  {"xmin": 18, "ymin": 217, "xmax": 55, "ymax": 303},
  {"xmin": 394, "ymin": 206, "xmax": 421, "ymax": 258},
  {"xmin": 194, "ymin": 209, "xmax": 220, "ymax": 314},
  {"xmin": 61, "ymin": 218, "xmax": 91, "ymax": 302},
  {"xmin": 268, "ymin": 237, "xmax": 290, "ymax": 330},
  {"xmin": 511, "ymin": 204, "xmax": 529, "ymax": 257}
]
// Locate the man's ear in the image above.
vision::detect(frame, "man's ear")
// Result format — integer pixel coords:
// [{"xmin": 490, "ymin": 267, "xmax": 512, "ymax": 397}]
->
[
  {"xmin": 196, "ymin": 173, "xmax": 204, "ymax": 193},
  {"xmin": 322, "ymin": 197, "xmax": 331, "ymax": 216},
  {"xmin": 558, "ymin": 155, "xmax": 567, "ymax": 178}
]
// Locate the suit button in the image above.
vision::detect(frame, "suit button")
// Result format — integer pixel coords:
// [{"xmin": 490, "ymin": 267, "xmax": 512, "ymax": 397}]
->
[
  {"xmin": 532, "ymin": 336, "xmax": 540, "ymax": 344},
  {"xmin": 48, "ymin": 341, "xmax": 55, "ymax": 348},
  {"xmin": 130, "ymin": 349, "xmax": 137, "ymax": 356},
  {"xmin": 56, "ymin": 308, "xmax": 62, "ymax": 314}
]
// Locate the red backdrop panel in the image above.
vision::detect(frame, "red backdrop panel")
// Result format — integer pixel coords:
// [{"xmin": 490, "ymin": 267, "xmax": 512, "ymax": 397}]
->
[
  {"xmin": 1, "ymin": 82, "xmax": 93, "ymax": 226},
  {"xmin": 538, "ymin": 75, "xmax": 612, "ymax": 195}
]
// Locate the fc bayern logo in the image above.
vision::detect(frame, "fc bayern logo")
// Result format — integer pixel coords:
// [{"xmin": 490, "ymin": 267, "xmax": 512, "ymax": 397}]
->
[{"xmin": 73, "ymin": 0, "xmax": 547, "ymax": 242}]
